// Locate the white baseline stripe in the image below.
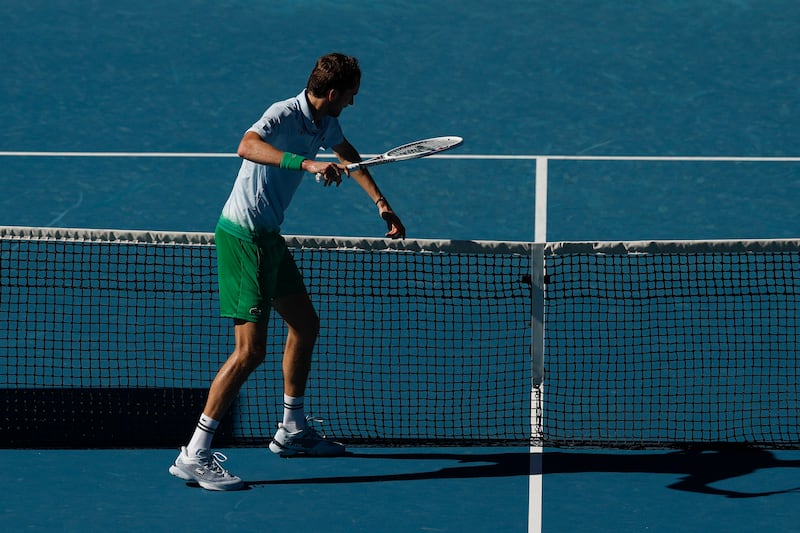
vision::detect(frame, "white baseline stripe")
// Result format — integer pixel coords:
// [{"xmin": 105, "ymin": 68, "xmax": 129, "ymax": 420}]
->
[
  {"xmin": 2, "ymin": 151, "xmax": 799, "ymax": 162},
  {"xmin": 0, "ymin": 151, "xmax": 483, "ymax": 159},
  {"xmin": 0, "ymin": 151, "xmax": 374, "ymax": 159}
]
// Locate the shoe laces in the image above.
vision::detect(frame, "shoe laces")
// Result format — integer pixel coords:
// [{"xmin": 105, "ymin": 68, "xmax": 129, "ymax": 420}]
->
[
  {"xmin": 196, "ymin": 449, "xmax": 232, "ymax": 475},
  {"xmin": 303, "ymin": 416, "xmax": 327, "ymax": 436}
]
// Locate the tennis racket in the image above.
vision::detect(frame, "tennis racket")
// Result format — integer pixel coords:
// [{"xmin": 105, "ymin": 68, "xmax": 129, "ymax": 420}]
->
[{"xmin": 315, "ymin": 135, "xmax": 463, "ymax": 182}]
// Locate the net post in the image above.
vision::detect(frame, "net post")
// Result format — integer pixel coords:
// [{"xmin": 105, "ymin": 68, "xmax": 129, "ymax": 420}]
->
[
  {"xmin": 531, "ymin": 156, "xmax": 547, "ymax": 443},
  {"xmin": 531, "ymin": 243, "xmax": 545, "ymax": 388}
]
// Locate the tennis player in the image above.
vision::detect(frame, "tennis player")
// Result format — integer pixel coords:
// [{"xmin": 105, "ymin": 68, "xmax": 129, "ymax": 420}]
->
[{"xmin": 169, "ymin": 53, "xmax": 405, "ymax": 491}]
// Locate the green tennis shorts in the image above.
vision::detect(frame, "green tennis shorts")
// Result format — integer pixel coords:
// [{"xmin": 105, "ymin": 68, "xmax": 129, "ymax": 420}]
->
[{"xmin": 215, "ymin": 225, "xmax": 306, "ymax": 322}]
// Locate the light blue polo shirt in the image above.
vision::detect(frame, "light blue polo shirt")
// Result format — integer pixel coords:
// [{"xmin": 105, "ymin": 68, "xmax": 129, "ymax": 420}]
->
[{"xmin": 218, "ymin": 89, "xmax": 345, "ymax": 240}]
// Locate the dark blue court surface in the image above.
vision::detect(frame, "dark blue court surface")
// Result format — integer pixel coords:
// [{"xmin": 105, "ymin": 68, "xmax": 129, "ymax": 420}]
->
[
  {"xmin": 3, "ymin": 447, "xmax": 799, "ymax": 532},
  {"xmin": 544, "ymin": 448, "xmax": 800, "ymax": 532},
  {"xmin": 1, "ymin": 1, "xmax": 798, "ymax": 242},
  {"xmin": 4, "ymin": 447, "xmax": 529, "ymax": 532},
  {"xmin": 2, "ymin": 2, "xmax": 800, "ymax": 532}
]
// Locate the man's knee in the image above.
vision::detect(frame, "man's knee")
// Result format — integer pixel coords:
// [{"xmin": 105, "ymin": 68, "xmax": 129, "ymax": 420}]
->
[
  {"xmin": 231, "ymin": 344, "xmax": 266, "ymax": 373},
  {"xmin": 233, "ymin": 319, "xmax": 268, "ymax": 369},
  {"xmin": 293, "ymin": 311, "xmax": 319, "ymax": 343}
]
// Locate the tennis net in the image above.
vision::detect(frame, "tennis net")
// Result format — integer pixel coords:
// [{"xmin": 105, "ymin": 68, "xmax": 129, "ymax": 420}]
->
[
  {"xmin": 0, "ymin": 226, "xmax": 532, "ymax": 447},
  {"xmin": 1, "ymin": 227, "xmax": 799, "ymax": 448},
  {"xmin": 540, "ymin": 239, "xmax": 800, "ymax": 449}
]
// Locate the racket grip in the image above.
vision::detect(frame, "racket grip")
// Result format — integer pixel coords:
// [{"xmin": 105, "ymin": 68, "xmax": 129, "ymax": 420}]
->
[{"xmin": 316, "ymin": 164, "xmax": 359, "ymax": 183}]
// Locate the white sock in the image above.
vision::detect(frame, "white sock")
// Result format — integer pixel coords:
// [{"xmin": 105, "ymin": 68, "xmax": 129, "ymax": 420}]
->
[
  {"xmin": 187, "ymin": 413, "xmax": 220, "ymax": 455},
  {"xmin": 282, "ymin": 394, "xmax": 306, "ymax": 432}
]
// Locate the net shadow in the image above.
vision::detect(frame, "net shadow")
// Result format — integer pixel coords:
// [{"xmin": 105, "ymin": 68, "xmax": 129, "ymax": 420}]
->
[{"xmin": 245, "ymin": 448, "xmax": 800, "ymax": 498}]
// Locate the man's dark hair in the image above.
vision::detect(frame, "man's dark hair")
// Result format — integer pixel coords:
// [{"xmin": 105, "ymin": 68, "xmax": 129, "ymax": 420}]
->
[{"xmin": 307, "ymin": 53, "xmax": 361, "ymax": 97}]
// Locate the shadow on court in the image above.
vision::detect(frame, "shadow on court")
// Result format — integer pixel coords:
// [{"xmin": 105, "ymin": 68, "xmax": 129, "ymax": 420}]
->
[
  {"xmin": 244, "ymin": 448, "xmax": 800, "ymax": 498},
  {"xmin": 546, "ymin": 448, "xmax": 800, "ymax": 498}
]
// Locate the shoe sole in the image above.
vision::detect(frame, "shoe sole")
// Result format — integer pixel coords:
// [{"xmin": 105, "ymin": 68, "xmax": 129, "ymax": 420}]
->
[{"xmin": 269, "ymin": 440, "xmax": 346, "ymax": 457}]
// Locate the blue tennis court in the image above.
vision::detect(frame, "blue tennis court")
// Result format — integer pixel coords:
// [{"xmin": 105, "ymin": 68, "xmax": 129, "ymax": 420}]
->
[
  {"xmin": 4, "ymin": 447, "xmax": 800, "ymax": 531},
  {"xmin": 2, "ymin": 2, "xmax": 800, "ymax": 532}
]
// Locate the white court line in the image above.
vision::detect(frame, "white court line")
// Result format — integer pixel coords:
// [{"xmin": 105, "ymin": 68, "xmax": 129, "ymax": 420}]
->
[{"xmin": 2, "ymin": 151, "xmax": 799, "ymax": 162}]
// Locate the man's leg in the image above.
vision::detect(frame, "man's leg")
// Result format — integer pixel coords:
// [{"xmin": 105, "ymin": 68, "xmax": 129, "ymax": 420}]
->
[
  {"xmin": 270, "ymin": 291, "xmax": 319, "ymax": 432},
  {"xmin": 268, "ymin": 291, "xmax": 345, "ymax": 457},
  {"xmin": 185, "ymin": 318, "xmax": 266, "ymax": 452},
  {"xmin": 168, "ymin": 319, "xmax": 264, "ymax": 491},
  {"xmin": 204, "ymin": 319, "xmax": 268, "ymax": 419},
  {"xmin": 272, "ymin": 291, "xmax": 319, "ymax": 399}
]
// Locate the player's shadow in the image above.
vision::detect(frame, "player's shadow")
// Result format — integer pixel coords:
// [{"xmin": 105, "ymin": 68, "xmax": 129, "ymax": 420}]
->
[{"xmin": 246, "ymin": 447, "xmax": 800, "ymax": 498}]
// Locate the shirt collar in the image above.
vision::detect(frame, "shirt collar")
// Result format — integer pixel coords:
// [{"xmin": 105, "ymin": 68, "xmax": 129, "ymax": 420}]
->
[{"xmin": 297, "ymin": 89, "xmax": 321, "ymax": 132}]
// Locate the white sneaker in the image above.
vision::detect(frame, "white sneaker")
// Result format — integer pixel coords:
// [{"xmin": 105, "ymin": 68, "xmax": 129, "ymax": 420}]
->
[
  {"xmin": 269, "ymin": 419, "xmax": 346, "ymax": 457},
  {"xmin": 169, "ymin": 447, "xmax": 244, "ymax": 491}
]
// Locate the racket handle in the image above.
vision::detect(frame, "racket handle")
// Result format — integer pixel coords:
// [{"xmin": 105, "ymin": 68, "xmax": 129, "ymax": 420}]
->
[{"xmin": 316, "ymin": 163, "xmax": 361, "ymax": 183}]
